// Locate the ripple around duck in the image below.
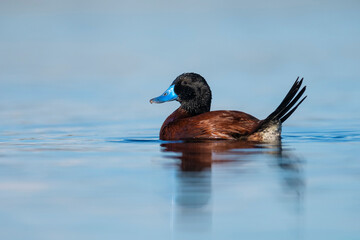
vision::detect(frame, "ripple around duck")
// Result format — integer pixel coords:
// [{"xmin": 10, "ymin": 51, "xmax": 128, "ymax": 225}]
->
[
  {"xmin": 111, "ymin": 129, "xmax": 360, "ymax": 144},
  {"xmin": 107, "ymin": 137, "xmax": 162, "ymax": 144},
  {"xmin": 283, "ymin": 129, "xmax": 360, "ymax": 143}
]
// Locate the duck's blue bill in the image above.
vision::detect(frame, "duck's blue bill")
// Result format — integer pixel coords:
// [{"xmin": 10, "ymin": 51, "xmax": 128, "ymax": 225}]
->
[{"xmin": 150, "ymin": 84, "xmax": 178, "ymax": 104}]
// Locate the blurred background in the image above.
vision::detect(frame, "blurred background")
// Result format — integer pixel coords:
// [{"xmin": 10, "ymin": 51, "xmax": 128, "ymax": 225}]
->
[
  {"xmin": 1, "ymin": 0, "xmax": 359, "ymax": 127},
  {"xmin": 1, "ymin": 1, "xmax": 360, "ymax": 240}
]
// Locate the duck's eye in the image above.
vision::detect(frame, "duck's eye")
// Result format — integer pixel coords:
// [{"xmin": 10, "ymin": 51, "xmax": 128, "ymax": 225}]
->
[{"xmin": 183, "ymin": 81, "xmax": 188, "ymax": 85}]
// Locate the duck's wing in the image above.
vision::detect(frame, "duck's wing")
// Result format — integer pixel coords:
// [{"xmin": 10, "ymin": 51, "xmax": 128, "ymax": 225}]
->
[{"xmin": 160, "ymin": 111, "xmax": 260, "ymax": 140}]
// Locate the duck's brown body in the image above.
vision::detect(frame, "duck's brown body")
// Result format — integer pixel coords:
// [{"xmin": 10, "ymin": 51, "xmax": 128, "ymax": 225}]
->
[{"xmin": 160, "ymin": 108, "xmax": 266, "ymax": 141}]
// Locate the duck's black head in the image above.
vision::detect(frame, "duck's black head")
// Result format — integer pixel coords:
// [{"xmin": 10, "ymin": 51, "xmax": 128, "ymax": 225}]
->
[{"xmin": 150, "ymin": 73, "xmax": 212, "ymax": 116}]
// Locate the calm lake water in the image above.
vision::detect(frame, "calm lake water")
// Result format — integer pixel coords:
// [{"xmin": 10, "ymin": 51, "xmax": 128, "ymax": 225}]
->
[{"xmin": 1, "ymin": 1, "xmax": 360, "ymax": 240}]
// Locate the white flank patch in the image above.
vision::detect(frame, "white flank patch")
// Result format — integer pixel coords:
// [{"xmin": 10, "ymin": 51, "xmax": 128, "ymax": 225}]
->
[{"xmin": 261, "ymin": 123, "xmax": 282, "ymax": 142}]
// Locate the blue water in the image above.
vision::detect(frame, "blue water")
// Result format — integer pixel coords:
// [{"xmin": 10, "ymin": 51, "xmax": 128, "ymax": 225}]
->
[{"xmin": 1, "ymin": 1, "xmax": 360, "ymax": 240}]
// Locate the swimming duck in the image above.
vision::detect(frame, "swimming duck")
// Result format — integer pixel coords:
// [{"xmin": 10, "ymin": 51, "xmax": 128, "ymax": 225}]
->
[{"xmin": 150, "ymin": 73, "xmax": 306, "ymax": 142}]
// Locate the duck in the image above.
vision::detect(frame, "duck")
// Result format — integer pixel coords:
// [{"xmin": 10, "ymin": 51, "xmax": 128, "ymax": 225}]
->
[{"xmin": 150, "ymin": 73, "xmax": 306, "ymax": 142}]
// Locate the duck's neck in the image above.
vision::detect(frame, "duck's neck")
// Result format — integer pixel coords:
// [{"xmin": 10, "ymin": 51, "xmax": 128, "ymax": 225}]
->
[{"xmin": 181, "ymin": 100, "xmax": 211, "ymax": 116}]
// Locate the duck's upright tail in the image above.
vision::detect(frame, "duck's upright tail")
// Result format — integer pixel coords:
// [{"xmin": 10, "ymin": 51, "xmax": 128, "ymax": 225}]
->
[
  {"xmin": 249, "ymin": 77, "xmax": 307, "ymax": 141},
  {"xmin": 264, "ymin": 77, "xmax": 307, "ymax": 124}
]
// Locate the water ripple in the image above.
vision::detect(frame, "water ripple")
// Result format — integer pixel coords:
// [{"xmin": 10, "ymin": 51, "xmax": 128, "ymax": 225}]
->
[
  {"xmin": 107, "ymin": 137, "xmax": 162, "ymax": 144},
  {"xmin": 284, "ymin": 130, "xmax": 360, "ymax": 143}
]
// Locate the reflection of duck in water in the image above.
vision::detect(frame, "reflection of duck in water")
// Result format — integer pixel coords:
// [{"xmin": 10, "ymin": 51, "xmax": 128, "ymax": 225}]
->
[
  {"xmin": 150, "ymin": 73, "xmax": 306, "ymax": 142},
  {"xmin": 162, "ymin": 139, "xmax": 304, "ymax": 233},
  {"xmin": 162, "ymin": 140, "xmax": 272, "ymax": 171},
  {"xmin": 162, "ymin": 140, "xmax": 284, "ymax": 209},
  {"xmin": 161, "ymin": 140, "xmax": 304, "ymax": 205}
]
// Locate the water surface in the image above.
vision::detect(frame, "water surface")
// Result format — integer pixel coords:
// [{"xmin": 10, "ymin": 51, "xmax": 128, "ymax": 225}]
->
[{"xmin": 0, "ymin": 119, "xmax": 359, "ymax": 240}]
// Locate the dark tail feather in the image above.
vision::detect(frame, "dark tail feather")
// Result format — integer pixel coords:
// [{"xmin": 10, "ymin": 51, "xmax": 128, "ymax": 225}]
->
[
  {"xmin": 280, "ymin": 95, "xmax": 307, "ymax": 123},
  {"xmin": 254, "ymin": 77, "xmax": 307, "ymax": 132}
]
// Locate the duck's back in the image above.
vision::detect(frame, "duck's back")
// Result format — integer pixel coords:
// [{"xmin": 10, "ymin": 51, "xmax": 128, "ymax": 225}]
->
[{"xmin": 160, "ymin": 110, "xmax": 260, "ymax": 140}]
